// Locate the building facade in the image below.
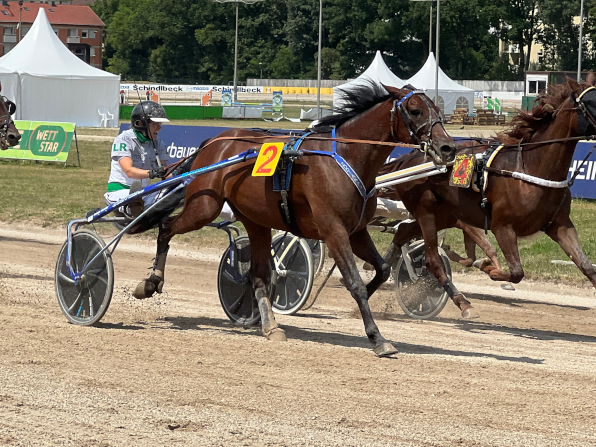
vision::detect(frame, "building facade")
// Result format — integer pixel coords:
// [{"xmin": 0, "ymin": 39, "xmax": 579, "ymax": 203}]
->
[{"xmin": 0, "ymin": 1, "xmax": 104, "ymax": 68}]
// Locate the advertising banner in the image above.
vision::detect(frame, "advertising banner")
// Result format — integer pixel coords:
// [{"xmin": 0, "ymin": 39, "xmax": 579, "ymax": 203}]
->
[
  {"xmin": 389, "ymin": 139, "xmax": 596, "ymax": 199},
  {"xmin": 272, "ymin": 91, "xmax": 283, "ymax": 112},
  {"xmin": 0, "ymin": 121, "xmax": 75, "ymax": 163},
  {"xmin": 221, "ymin": 90, "xmax": 233, "ymax": 107},
  {"xmin": 120, "ymin": 84, "xmax": 264, "ymax": 94}
]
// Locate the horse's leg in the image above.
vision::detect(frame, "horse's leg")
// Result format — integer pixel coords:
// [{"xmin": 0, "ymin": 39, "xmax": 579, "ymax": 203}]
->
[
  {"xmin": 325, "ymin": 226, "xmax": 397, "ymax": 357},
  {"xmin": 417, "ymin": 211, "xmax": 479, "ymax": 319},
  {"xmin": 544, "ymin": 217, "xmax": 596, "ymax": 288},
  {"xmin": 457, "ymin": 223, "xmax": 502, "ymax": 273},
  {"xmin": 349, "ymin": 229, "xmax": 391, "ymax": 297},
  {"xmin": 243, "ymin": 221, "xmax": 286, "ymax": 341},
  {"xmin": 487, "ymin": 225, "xmax": 525, "ymax": 283},
  {"xmin": 133, "ymin": 195, "xmax": 223, "ymax": 299}
]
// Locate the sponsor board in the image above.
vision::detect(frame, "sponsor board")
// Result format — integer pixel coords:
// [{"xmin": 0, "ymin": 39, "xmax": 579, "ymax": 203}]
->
[
  {"xmin": 0, "ymin": 121, "xmax": 75, "ymax": 163},
  {"xmin": 120, "ymin": 84, "xmax": 264, "ymax": 94}
]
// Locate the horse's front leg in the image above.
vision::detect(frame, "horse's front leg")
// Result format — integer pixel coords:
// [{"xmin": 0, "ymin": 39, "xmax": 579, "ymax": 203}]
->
[
  {"xmin": 417, "ymin": 211, "xmax": 479, "ymax": 319},
  {"xmin": 349, "ymin": 229, "xmax": 391, "ymax": 297},
  {"xmin": 325, "ymin": 226, "xmax": 397, "ymax": 357},
  {"xmin": 545, "ymin": 217, "xmax": 596, "ymax": 288},
  {"xmin": 133, "ymin": 218, "xmax": 173, "ymax": 299},
  {"xmin": 244, "ymin": 222, "xmax": 286, "ymax": 341}
]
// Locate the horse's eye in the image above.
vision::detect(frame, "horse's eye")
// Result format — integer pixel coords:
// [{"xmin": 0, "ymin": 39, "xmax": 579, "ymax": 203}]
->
[{"xmin": 411, "ymin": 109, "xmax": 422, "ymax": 117}]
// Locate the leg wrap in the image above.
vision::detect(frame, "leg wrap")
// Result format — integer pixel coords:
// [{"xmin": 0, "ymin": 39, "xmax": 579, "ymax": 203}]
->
[{"xmin": 442, "ymin": 279, "xmax": 460, "ymax": 298}]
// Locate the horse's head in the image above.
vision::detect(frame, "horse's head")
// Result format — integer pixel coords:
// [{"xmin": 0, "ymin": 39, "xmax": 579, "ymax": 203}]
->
[
  {"xmin": 0, "ymin": 82, "xmax": 20, "ymax": 150},
  {"xmin": 568, "ymin": 72, "xmax": 596, "ymax": 137},
  {"xmin": 385, "ymin": 85, "xmax": 456, "ymax": 165}
]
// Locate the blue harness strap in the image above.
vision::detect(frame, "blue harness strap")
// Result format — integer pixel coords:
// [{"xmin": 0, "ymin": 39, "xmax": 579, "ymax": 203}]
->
[{"xmin": 302, "ymin": 128, "xmax": 375, "ymax": 233}]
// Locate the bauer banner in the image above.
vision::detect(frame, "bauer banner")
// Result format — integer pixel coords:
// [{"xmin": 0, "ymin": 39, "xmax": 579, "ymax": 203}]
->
[{"xmin": 0, "ymin": 121, "xmax": 75, "ymax": 163}]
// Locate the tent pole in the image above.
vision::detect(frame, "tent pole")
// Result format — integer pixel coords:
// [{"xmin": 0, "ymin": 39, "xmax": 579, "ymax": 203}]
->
[{"xmin": 434, "ymin": 0, "xmax": 440, "ymax": 106}]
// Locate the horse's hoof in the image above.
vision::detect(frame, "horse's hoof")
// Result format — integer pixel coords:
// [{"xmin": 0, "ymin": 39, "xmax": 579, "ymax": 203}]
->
[
  {"xmin": 472, "ymin": 257, "xmax": 492, "ymax": 270},
  {"xmin": 461, "ymin": 307, "xmax": 480, "ymax": 319},
  {"xmin": 373, "ymin": 342, "xmax": 398, "ymax": 357},
  {"xmin": 133, "ymin": 279, "xmax": 157, "ymax": 299},
  {"xmin": 264, "ymin": 328, "xmax": 287, "ymax": 342},
  {"xmin": 363, "ymin": 262, "xmax": 374, "ymax": 271}
]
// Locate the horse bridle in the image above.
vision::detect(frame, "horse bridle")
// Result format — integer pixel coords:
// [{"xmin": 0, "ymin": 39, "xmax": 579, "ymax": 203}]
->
[
  {"xmin": 0, "ymin": 95, "xmax": 16, "ymax": 149},
  {"xmin": 572, "ymin": 86, "xmax": 596, "ymax": 136},
  {"xmin": 390, "ymin": 90, "xmax": 444, "ymax": 162}
]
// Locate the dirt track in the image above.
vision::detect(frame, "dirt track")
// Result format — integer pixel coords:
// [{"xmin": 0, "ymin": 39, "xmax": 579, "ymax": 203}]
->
[{"xmin": 1, "ymin": 223, "xmax": 596, "ymax": 446}]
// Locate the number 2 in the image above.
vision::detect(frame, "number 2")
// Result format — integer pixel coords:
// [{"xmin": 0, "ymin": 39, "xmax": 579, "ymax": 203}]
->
[{"xmin": 255, "ymin": 145, "xmax": 278, "ymax": 174}]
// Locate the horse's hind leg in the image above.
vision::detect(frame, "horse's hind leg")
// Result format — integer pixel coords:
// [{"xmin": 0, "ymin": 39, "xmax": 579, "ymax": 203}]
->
[
  {"xmin": 488, "ymin": 224, "xmax": 525, "ymax": 283},
  {"xmin": 350, "ymin": 229, "xmax": 391, "ymax": 296},
  {"xmin": 324, "ymin": 226, "xmax": 397, "ymax": 357},
  {"xmin": 133, "ymin": 194, "xmax": 223, "ymax": 299},
  {"xmin": 545, "ymin": 217, "xmax": 596, "ymax": 288},
  {"xmin": 243, "ymin": 221, "xmax": 286, "ymax": 341},
  {"xmin": 457, "ymin": 222, "xmax": 502, "ymax": 273}
]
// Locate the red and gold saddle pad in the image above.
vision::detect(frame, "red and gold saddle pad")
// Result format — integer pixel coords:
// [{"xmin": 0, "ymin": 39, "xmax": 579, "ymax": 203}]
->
[{"xmin": 449, "ymin": 154, "xmax": 475, "ymax": 188}]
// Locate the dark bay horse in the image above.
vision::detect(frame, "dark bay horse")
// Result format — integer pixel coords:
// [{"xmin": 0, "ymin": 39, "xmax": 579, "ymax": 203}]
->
[
  {"xmin": 383, "ymin": 75, "xmax": 596, "ymax": 317},
  {"xmin": 133, "ymin": 82, "xmax": 456, "ymax": 356},
  {"xmin": 0, "ymin": 82, "xmax": 21, "ymax": 149}
]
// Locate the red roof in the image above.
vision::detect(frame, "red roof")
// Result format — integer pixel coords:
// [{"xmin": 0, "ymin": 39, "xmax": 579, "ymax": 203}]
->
[{"xmin": 0, "ymin": 3, "xmax": 104, "ymax": 27}]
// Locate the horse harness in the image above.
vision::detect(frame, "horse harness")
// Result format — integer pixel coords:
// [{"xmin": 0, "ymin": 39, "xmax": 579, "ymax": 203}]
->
[
  {"xmin": 0, "ymin": 96, "xmax": 16, "ymax": 146},
  {"xmin": 391, "ymin": 90, "xmax": 444, "ymax": 163}
]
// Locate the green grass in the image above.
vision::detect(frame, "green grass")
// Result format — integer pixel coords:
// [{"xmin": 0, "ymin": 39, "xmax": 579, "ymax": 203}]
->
[{"xmin": 2, "ymin": 139, "xmax": 596, "ymax": 286}]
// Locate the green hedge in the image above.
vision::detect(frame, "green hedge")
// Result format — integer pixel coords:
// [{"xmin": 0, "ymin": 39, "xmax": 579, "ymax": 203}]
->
[{"xmin": 119, "ymin": 105, "xmax": 223, "ymax": 120}]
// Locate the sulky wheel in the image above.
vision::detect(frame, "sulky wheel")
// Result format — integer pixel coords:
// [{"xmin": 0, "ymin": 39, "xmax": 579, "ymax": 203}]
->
[
  {"xmin": 55, "ymin": 230, "xmax": 114, "ymax": 326},
  {"xmin": 305, "ymin": 239, "xmax": 325, "ymax": 277},
  {"xmin": 393, "ymin": 243, "xmax": 451, "ymax": 320},
  {"xmin": 270, "ymin": 233, "xmax": 314, "ymax": 315},
  {"xmin": 217, "ymin": 236, "xmax": 261, "ymax": 326}
]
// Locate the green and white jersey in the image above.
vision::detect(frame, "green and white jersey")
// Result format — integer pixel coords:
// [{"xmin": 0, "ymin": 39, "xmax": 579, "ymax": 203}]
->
[{"xmin": 108, "ymin": 129, "xmax": 168, "ymax": 188}]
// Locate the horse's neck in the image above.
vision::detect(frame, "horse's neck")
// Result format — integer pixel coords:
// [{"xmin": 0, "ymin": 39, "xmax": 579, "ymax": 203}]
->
[
  {"xmin": 523, "ymin": 112, "xmax": 578, "ymax": 182},
  {"xmin": 336, "ymin": 102, "xmax": 394, "ymax": 186}
]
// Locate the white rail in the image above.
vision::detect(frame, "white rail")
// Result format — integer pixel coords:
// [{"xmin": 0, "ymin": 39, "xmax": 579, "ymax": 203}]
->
[{"xmin": 375, "ymin": 162, "xmax": 447, "ymax": 189}]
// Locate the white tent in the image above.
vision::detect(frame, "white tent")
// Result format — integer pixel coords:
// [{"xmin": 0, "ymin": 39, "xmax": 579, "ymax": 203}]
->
[
  {"xmin": 406, "ymin": 52, "xmax": 474, "ymax": 116},
  {"xmin": 0, "ymin": 65, "xmax": 19, "ymax": 105},
  {"xmin": 333, "ymin": 51, "xmax": 406, "ymax": 108},
  {"xmin": 0, "ymin": 8, "xmax": 120, "ymax": 127}
]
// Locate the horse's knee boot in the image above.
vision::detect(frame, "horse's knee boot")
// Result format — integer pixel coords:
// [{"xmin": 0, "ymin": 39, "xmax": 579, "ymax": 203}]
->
[{"xmin": 133, "ymin": 273, "xmax": 164, "ymax": 299}]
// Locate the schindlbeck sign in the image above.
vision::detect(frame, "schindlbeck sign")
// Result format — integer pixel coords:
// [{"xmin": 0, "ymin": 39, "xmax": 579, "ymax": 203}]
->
[{"xmin": 0, "ymin": 121, "xmax": 75, "ymax": 163}]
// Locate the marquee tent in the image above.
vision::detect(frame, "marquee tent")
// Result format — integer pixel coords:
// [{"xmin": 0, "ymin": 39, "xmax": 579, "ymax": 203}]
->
[
  {"xmin": 406, "ymin": 52, "xmax": 474, "ymax": 116},
  {"xmin": 333, "ymin": 51, "xmax": 405, "ymax": 108},
  {"xmin": 0, "ymin": 8, "xmax": 120, "ymax": 127},
  {"xmin": 0, "ymin": 65, "xmax": 18, "ymax": 105}
]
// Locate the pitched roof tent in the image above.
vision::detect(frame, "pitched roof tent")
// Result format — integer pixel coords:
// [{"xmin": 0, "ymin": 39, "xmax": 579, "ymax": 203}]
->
[
  {"xmin": 407, "ymin": 52, "xmax": 473, "ymax": 93},
  {"xmin": 0, "ymin": 2, "xmax": 104, "ymax": 27},
  {"xmin": 0, "ymin": 8, "xmax": 113, "ymax": 78}
]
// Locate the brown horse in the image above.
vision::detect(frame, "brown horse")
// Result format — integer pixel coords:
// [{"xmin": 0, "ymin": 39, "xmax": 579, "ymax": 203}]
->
[
  {"xmin": 0, "ymin": 82, "xmax": 21, "ymax": 150},
  {"xmin": 133, "ymin": 82, "xmax": 456, "ymax": 356},
  {"xmin": 382, "ymin": 74, "xmax": 596, "ymax": 317}
]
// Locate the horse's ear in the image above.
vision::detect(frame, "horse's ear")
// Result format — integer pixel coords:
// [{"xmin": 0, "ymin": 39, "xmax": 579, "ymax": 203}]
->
[
  {"xmin": 587, "ymin": 70, "xmax": 596, "ymax": 86},
  {"xmin": 568, "ymin": 76, "xmax": 580, "ymax": 90},
  {"xmin": 381, "ymin": 83, "xmax": 410, "ymax": 98}
]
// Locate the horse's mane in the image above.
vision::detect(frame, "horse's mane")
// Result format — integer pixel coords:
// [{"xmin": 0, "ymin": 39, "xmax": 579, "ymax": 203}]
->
[
  {"xmin": 497, "ymin": 78, "xmax": 586, "ymax": 144},
  {"xmin": 314, "ymin": 79, "xmax": 415, "ymax": 129}
]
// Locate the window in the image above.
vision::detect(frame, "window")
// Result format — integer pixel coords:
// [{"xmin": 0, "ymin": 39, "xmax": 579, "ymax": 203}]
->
[
  {"xmin": 3, "ymin": 43, "xmax": 15, "ymax": 54},
  {"xmin": 1, "ymin": 11, "xmax": 8, "ymax": 16},
  {"xmin": 90, "ymin": 47, "xmax": 95, "ymax": 57},
  {"xmin": 90, "ymin": 30, "xmax": 96, "ymax": 39},
  {"xmin": 81, "ymin": 29, "xmax": 88, "ymax": 38},
  {"xmin": 24, "ymin": 7, "xmax": 29, "ymax": 11},
  {"xmin": 67, "ymin": 28, "xmax": 77, "ymax": 37},
  {"xmin": 456, "ymin": 96, "xmax": 469, "ymax": 110},
  {"xmin": 48, "ymin": 8, "xmax": 54, "ymax": 12},
  {"xmin": 52, "ymin": 27, "xmax": 59, "ymax": 36},
  {"xmin": 22, "ymin": 26, "xmax": 30, "ymax": 36},
  {"xmin": 4, "ymin": 27, "xmax": 15, "ymax": 35}
]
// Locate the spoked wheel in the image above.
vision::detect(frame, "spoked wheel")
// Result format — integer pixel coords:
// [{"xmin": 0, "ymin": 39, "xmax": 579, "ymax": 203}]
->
[
  {"xmin": 217, "ymin": 236, "xmax": 261, "ymax": 326},
  {"xmin": 393, "ymin": 243, "xmax": 451, "ymax": 319},
  {"xmin": 55, "ymin": 230, "xmax": 114, "ymax": 326},
  {"xmin": 270, "ymin": 233, "xmax": 314, "ymax": 315},
  {"xmin": 306, "ymin": 239, "xmax": 325, "ymax": 276}
]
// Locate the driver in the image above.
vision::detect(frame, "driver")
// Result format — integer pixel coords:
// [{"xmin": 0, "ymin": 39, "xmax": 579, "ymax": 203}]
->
[{"xmin": 104, "ymin": 100, "xmax": 170, "ymax": 218}]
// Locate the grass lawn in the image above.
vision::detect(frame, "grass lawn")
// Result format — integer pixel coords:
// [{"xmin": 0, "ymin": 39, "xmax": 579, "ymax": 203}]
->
[{"xmin": 1, "ymin": 139, "xmax": 596, "ymax": 286}]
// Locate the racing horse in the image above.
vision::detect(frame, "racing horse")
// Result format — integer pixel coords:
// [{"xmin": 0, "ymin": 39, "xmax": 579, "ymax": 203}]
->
[
  {"xmin": 0, "ymin": 82, "xmax": 21, "ymax": 149},
  {"xmin": 134, "ymin": 82, "xmax": 456, "ymax": 356},
  {"xmin": 382, "ymin": 73, "xmax": 596, "ymax": 317}
]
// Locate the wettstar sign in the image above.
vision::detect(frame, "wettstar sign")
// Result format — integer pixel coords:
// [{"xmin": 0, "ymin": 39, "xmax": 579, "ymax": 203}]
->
[{"xmin": 0, "ymin": 121, "xmax": 75, "ymax": 163}]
